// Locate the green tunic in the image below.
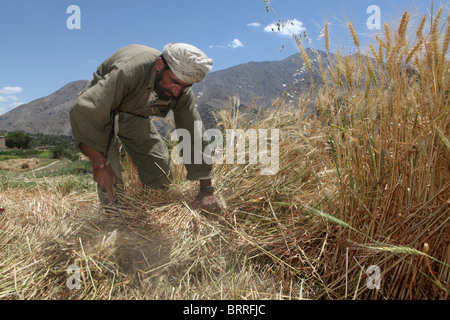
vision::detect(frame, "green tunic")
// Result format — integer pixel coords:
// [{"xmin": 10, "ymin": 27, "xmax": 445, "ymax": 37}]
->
[{"xmin": 70, "ymin": 44, "xmax": 213, "ymax": 196}]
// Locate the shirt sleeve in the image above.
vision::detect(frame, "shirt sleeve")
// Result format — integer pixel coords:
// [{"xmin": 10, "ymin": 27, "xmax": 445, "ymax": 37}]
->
[
  {"xmin": 172, "ymin": 90, "xmax": 214, "ymax": 181},
  {"xmin": 70, "ymin": 65, "xmax": 133, "ymax": 155}
]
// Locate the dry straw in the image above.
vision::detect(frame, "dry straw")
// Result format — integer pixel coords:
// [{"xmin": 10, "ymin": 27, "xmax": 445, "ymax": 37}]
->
[{"xmin": 1, "ymin": 5, "xmax": 449, "ymax": 300}]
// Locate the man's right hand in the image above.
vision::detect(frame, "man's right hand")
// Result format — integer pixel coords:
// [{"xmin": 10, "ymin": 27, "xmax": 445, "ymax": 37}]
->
[
  {"xmin": 92, "ymin": 163, "xmax": 116, "ymax": 205},
  {"xmin": 81, "ymin": 143, "xmax": 116, "ymax": 205}
]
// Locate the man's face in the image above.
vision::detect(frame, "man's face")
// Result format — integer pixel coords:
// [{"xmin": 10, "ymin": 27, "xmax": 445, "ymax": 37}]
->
[{"xmin": 154, "ymin": 58, "xmax": 192, "ymax": 100}]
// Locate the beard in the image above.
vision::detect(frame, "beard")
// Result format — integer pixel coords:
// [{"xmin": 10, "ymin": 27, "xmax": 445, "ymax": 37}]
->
[{"xmin": 154, "ymin": 70, "xmax": 177, "ymax": 101}]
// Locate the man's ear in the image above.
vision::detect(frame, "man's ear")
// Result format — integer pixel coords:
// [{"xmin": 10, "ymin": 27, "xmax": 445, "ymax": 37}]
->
[{"xmin": 155, "ymin": 57, "xmax": 164, "ymax": 72}]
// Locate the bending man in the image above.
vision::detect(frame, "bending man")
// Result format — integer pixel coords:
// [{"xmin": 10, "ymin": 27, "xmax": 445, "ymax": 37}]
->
[{"xmin": 70, "ymin": 43, "xmax": 221, "ymax": 214}]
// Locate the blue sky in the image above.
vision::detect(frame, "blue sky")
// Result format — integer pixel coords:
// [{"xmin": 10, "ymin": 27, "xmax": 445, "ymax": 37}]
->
[{"xmin": 0, "ymin": 0, "xmax": 448, "ymax": 116}]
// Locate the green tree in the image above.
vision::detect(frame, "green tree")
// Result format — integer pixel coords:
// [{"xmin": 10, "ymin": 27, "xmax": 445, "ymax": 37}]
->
[
  {"xmin": 50, "ymin": 143, "xmax": 67, "ymax": 159},
  {"xmin": 5, "ymin": 131, "xmax": 33, "ymax": 149},
  {"xmin": 51, "ymin": 143, "xmax": 80, "ymax": 160}
]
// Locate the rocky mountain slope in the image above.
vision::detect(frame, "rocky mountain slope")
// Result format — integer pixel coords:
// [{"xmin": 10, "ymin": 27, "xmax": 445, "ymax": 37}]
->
[
  {"xmin": 0, "ymin": 80, "xmax": 88, "ymax": 136},
  {"xmin": 0, "ymin": 50, "xmax": 328, "ymax": 136}
]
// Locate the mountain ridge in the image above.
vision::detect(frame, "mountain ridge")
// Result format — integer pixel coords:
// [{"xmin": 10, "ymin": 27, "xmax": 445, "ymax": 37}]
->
[{"xmin": 0, "ymin": 50, "xmax": 328, "ymax": 135}]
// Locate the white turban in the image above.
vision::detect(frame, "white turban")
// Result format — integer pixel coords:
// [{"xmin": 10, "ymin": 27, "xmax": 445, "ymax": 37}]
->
[{"xmin": 162, "ymin": 43, "xmax": 213, "ymax": 84}]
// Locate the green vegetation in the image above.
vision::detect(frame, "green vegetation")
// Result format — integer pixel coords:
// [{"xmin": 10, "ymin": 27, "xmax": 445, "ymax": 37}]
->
[
  {"xmin": 30, "ymin": 133, "xmax": 75, "ymax": 149},
  {"xmin": 50, "ymin": 143, "xmax": 80, "ymax": 160},
  {"xmin": 0, "ymin": 155, "xmax": 20, "ymax": 161},
  {"xmin": 0, "ymin": 149, "xmax": 40, "ymax": 158},
  {"xmin": 0, "ymin": 166, "xmax": 94, "ymax": 192},
  {"xmin": 1, "ymin": 133, "xmax": 79, "ymax": 160},
  {"xmin": 0, "ymin": 133, "xmax": 91, "ymax": 192},
  {"xmin": 2, "ymin": 131, "xmax": 75, "ymax": 150},
  {"xmin": 5, "ymin": 131, "xmax": 32, "ymax": 149}
]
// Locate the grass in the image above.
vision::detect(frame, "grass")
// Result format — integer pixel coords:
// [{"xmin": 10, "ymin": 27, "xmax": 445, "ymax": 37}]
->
[
  {"xmin": 0, "ymin": 158, "xmax": 93, "ymax": 192},
  {"xmin": 0, "ymin": 155, "xmax": 20, "ymax": 161},
  {"xmin": 0, "ymin": 7, "xmax": 449, "ymax": 300}
]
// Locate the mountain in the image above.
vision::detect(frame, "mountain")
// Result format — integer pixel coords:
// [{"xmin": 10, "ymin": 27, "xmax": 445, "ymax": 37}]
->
[
  {"xmin": 193, "ymin": 49, "xmax": 328, "ymax": 129},
  {"xmin": 0, "ymin": 50, "xmax": 328, "ymax": 136},
  {"xmin": 0, "ymin": 80, "xmax": 88, "ymax": 136}
]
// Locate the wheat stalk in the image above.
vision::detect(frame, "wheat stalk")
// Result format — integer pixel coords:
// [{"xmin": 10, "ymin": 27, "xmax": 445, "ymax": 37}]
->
[
  {"xmin": 405, "ymin": 36, "xmax": 424, "ymax": 64},
  {"xmin": 440, "ymin": 14, "xmax": 450, "ymax": 61},
  {"xmin": 416, "ymin": 14, "xmax": 427, "ymax": 39},
  {"xmin": 348, "ymin": 21, "xmax": 359, "ymax": 48}
]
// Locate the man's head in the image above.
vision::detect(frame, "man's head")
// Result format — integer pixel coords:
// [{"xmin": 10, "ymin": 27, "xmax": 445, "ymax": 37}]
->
[{"xmin": 154, "ymin": 43, "xmax": 213, "ymax": 100}]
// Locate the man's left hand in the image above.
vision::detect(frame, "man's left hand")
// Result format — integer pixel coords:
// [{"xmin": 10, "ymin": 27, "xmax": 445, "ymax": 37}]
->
[{"xmin": 192, "ymin": 191, "xmax": 222, "ymax": 215}]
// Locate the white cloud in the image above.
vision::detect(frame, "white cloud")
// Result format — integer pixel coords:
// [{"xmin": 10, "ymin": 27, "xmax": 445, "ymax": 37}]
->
[
  {"xmin": 230, "ymin": 38, "xmax": 244, "ymax": 49},
  {"xmin": 0, "ymin": 101, "xmax": 23, "ymax": 116},
  {"xmin": 0, "ymin": 86, "xmax": 23, "ymax": 95},
  {"xmin": 247, "ymin": 22, "xmax": 261, "ymax": 27},
  {"xmin": 210, "ymin": 38, "xmax": 244, "ymax": 49},
  {"xmin": 0, "ymin": 87, "xmax": 23, "ymax": 115},
  {"xmin": 264, "ymin": 18, "xmax": 306, "ymax": 37},
  {"xmin": 0, "ymin": 95, "xmax": 19, "ymax": 102}
]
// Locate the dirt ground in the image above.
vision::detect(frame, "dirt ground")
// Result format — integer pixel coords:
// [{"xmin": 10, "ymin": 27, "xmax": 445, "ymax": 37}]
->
[{"xmin": 0, "ymin": 158, "xmax": 52, "ymax": 172}]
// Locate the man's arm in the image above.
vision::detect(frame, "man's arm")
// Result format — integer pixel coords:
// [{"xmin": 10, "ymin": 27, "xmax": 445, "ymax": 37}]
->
[
  {"xmin": 81, "ymin": 143, "xmax": 116, "ymax": 205},
  {"xmin": 70, "ymin": 51, "xmax": 148, "ymax": 204},
  {"xmin": 199, "ymin": 179, "xmax": 212, "ymax": 189},
  {"xmin": 69, "ymin": 67, "xmax": 127, "ymax": 156},
  {"xmin": 172, "ymin": 91, "xmax": 222, "ymax": 214},
  {"xmin": 172, "ymin": 91, "xmax": 214, "ymax": 181}
]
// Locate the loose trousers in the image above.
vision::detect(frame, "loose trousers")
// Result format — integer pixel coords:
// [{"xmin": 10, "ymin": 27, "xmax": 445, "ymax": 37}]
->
[{"xmin": 97, "ymin": 112, "xmax": 173, "ymax": 205}]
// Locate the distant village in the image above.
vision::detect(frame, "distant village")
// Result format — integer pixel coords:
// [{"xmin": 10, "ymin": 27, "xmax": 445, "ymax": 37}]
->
[{"xmin": 0, "ymin": 134, "xmax": 6, "ymax": 151}]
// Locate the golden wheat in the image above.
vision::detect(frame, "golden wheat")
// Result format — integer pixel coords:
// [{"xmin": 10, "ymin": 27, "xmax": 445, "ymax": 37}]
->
[{"xmin": 347, "ymin": 21, "xmax": 360, "ymax": 48}]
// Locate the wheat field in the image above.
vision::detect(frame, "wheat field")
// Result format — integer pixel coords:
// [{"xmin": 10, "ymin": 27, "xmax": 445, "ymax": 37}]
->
[{"xmin": 0, "ymin": 8, "xmax": 449, "ymax": 300}]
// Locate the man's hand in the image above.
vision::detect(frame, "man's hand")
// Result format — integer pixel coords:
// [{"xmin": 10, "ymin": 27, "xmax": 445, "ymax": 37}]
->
[
  {"xmin": 93, "ymin": 164, "xmax": 116, "ymax": 205},
  {"xmin": 191, "ymin": 191, "xmax": 222, "ymax": 215},
  {"xmin": 81, "ymin": 143, "xmax": 116, "ymax": 205},
  {"xmin": 191, "ymin": 179, "xmax": 222, "ymax": 215}
]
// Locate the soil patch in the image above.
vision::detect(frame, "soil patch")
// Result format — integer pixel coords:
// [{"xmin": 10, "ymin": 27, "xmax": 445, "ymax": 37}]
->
[{"xmin": 0, "ymin": 157, "xmax": 52, "ymax": 172}]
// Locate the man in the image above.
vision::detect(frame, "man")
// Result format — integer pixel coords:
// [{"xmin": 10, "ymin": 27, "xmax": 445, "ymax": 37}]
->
[{"xmin": 70, "ymin": 43, "xmax": 221, "ymax": 214}]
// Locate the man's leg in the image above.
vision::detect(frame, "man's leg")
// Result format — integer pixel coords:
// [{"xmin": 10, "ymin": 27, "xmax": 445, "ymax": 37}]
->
[{"xmin": 117, "ymin": 112, "xmax": 173, "ymax": 190}]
